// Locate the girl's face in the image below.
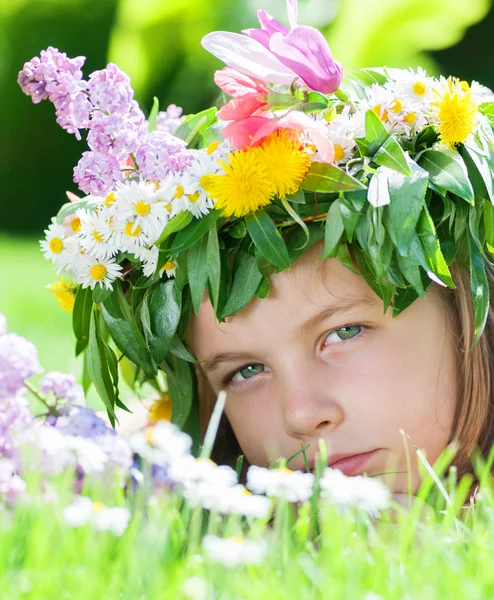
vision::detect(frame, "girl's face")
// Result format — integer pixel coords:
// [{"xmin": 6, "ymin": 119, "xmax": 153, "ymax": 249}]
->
[{"xmin": 189, "ymin": 250, "xmax": 457, "ymax": 493}]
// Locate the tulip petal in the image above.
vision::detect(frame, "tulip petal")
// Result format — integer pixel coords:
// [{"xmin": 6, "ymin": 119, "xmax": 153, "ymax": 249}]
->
[
  {"xmin": 214, "ymin": 67, "xmax": 266, "ymax": 98},
  {"xmin": 221, "ymin": 116, "xmax": 273, "ymax": 149},
  {"xmin": 257, "ymin": 9, "xmax": 290, "ymax": 36},
  {"xmin": 218, "ymin": 96, "xmax": 268, "ymax": 121},
  {"xmin": 269, "ymin": 26, "xmax": 343, "ymax": 94},
  {"xmin": 202, "ymin": 31, "xmax": 297, "ymax": 85},
  {"xmin": 286, "ymin": 0, "xmax": 298, "ymax": 29}
]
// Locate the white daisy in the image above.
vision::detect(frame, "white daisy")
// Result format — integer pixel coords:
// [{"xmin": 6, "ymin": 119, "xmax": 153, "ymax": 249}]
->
[
  {"xmin": 173, "ymin": 170, "xmax": 214, "ymax": 219},
  {"xmin": 117, "ymin": 218, "xmax": 153, "ymax": 254},
  {"xmin": 167, "ymin": 455, "xmax": 238, "ymax": 488},
  {"xmin": 326, "ymin": 128, "xmax": 356, "ymax": 164},
  {"xmin": 77, "ymin": 208, "xmax": 119, "ymax": 261},
  {"xmin": 470, "ymin": 80, "xmax": 494, "ymax": 104},
  {"xmin": 246, "ymin": 465, "xmax": 315, "ymax": 503},
  {"xmin": 362, "ymin": 84, "xmax": 395, "ymax": 130},
  {"xmin": 183, "ymin": 482, "xmax": 271, "ymax": 518},
  {"xmin": 115, "ymin": 180, "xmax": 170, "ymax": 243},
  {"xmin": 386, "ymin": 67, "xmax": 435, "ymax": 105},
  {"xmin": 129, "ymin": 421, "xmax": 192, "ymax": 467},
  {"xmin": 40, "ymin": 217, "xmax": 69, "ymax": 263},
  {"xmin": 75, "ymin": 256, "xmax": 123, "ymax": 290},
  {"xmin": 202, "ymin": 535, "xmax": 268, "ymax": 568}
]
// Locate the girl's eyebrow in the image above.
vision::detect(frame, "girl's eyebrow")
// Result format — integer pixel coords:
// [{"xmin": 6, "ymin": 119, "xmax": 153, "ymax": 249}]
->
[{"xmin": 202, "ymin": 296, "xmax": 377, "ymax": 375}]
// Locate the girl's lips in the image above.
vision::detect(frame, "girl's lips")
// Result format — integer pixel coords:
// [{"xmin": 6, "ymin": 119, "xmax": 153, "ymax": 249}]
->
[{"xmin": 328, "ymin": 449, "xmax": 380, "ymax": 477}]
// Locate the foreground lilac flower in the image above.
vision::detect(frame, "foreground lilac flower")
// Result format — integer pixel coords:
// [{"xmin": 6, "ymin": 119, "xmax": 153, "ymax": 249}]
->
[
  {"xmin": 0, "ymin": 333, "xmax": 43, "ymax": 399},
  {"xmin": 55, "ymin": 405, "xmax": 114, "ymax": 438},
  {"xmin": 40, "ymin": 372, "xmax": 84, "ymax": 404},
  {"xmin": 0, "ymin": 458, "xmax": 26, "ymax": 505},
  {"xmin": 73, "ymin": 150, "xmax": 123, "ymax": 196},
  {"xmin": 156, "ymin": 104, "xmax": 185, "ymax": 134},
  {"xmin": 135, "ymin": 131, "xmax": 193, "ymax": 180},
  {"xmin": 0, "ymin": 395, "xmax": 33, "ymax": 459}
]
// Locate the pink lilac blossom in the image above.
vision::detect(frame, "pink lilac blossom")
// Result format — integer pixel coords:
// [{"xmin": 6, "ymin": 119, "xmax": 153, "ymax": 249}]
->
[
  {"xmin": 0, "ymin": 333, "xmax": 43, "ymax": 399},
  {"xmin": 18, "ymin": 47, "xmax": 91, "ymax": 139},
  {"xmin": 0, "ymin": 458, "xmax": 26, "ymax": 505},
  {"xmin": 0, "ymin": 395, "xmax": 33, "ymax": 460},
  {"xmin": 156, "ymin": 104, "xmax": 185, "ymax": 134},
  {"xmin": 39, "ymin": 371, "xmax": 84, "ymax": 404},
  {"xmin": 135, "ymin": 131, "xmax": 193, "ymax": 180},
  {"xmin": 87, "ymin": 101, "xmax": 146, "ymax": 158},
  {"xmin": 87, "ymin": 63, "xmax": 134, "ymax": 114},
  {"xmin": 73, "ymin": 150, "xmax": 124, "ymax": 196},
  {"xmin": 55, "ymin": 406, "xmax": 115, "ymax": 439}
]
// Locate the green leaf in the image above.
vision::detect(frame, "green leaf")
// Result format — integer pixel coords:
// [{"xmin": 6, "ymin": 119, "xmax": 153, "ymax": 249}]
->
[
  {"xmin": 72, "ymin": 286, "xmax": 92, "ymax": 354},
  {"xmin": 221, "ymin": 252, "xmax": 263, "ymax": 319},
  {"xmin": 392, "ymin": 286, "xmax": 420, "ymax": 317},
  {"xmin": 147, "ymin": 96, "xmax": 159, "ymax": 132},
  {"xmin": 174, "ymin": 107, "xmax": 217, "ymax": 147},
  {"xmin": 484, "ymin": 200, "xmax": 494, "ymax": 253},
  {"xmin": 92, "ymin": 285, "xmax": 113, "ymax": 305},
  {"xmin": 417, "ymin": 208, "xmax": 454, "ymax": 288},
  {"xmin": 87, "ymin": 309, "xmax": 117, "ymax": 425},
  {"xmin": 396, "ymin": 252, "xmax": 424, "ymax": 296},
  {"xmin": 374, "ymin": 136, "xmax": 413, "ymax": 176},
  {"xmin": 321, "ymin": 200, "xmax": 344, "ymax": 259},
  {"xmin": 206, "ymin": 224, "xmax": 221, "ymax": 312},
  {"xmin": 281, "ymin": 197, "xmax": 309, "ymax": 249},
  {"xmin": 169, "ymin": 335, "xmax": 198, "ymax": 363},
  {"xmin": 245, "ymin": 210, "xmax": 291, "ymax": 270},
  {"xmin": 229, "ymin": 220, "xmax": 247, "ymax": 239},
  {"xmin": 56, "ymin": 198, "xmax": 88, "ymax": 223},
  {"xmin": 255, "ymin": 277, "xmax": 271, "ymax": 299},
  {"xmin": 418, "ymin": 149, "xmax": 474, "ymax": 204},
  {"xmin": 187, "ymin": 236, "xmax": 209, "ymax": 315},
  {"xmin": 100, "ymin": 304, "xmax": 141, "ymax": 368},
  {"xmin": 168, "ymin": 210, "xmax": 221, "ymax": 254},
  {"xmin": 302, "ymin": 162, "xmax": 366, "ymax": 193},
  {"xmin": 461, "ymin": 143, "xmax": 494, "ymax": 203},
  {"xmin": 149, "ymin": 279, "xmax": 182, "ymax": 364},
  {"xmin": 339, "ymin": 194, "xmax": 361, "ymax": 242},
  {"xmin": 383, "ymin": 159, "xmax": 428, "ymax": 255},
  {"xmin": 468, "ymin": 232, "xmax": 489, "ymax": 345},
  {"xmin": 362, "ymin": 109, "xmax": 390, "ymax": 156},
  {"xmin": 156, "ymin": 211, "xmax": 193, "ymax": 246},
  {"xmin": 286, "ymin": 221, "xmax": 325, "ymax": 263},
  {"xmin": 306, "ymin": 91, "xmax": 330, "ymax": 106},
  {"xmin": 161, "ymin": 355, "xmax": 196, "ymax": 430},
  {"xmin": 285, "ymin": 189, "xmax": 306, "ymax": 204}
]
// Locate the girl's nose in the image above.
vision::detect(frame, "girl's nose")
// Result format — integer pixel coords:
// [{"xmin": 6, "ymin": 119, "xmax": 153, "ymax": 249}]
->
[{"xmin": 278, "ymin": 357, "xmax": 345, "ymax": 439}]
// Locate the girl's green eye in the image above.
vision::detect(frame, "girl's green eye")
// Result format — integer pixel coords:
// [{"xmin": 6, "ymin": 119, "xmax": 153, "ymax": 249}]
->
[
  {"xmin": 232, "ymin": 364, "xmax": 267, "ymax": 382},
  {"xmin": 337, "ymin": 325, "xmax": 362, "ymax": 340}
]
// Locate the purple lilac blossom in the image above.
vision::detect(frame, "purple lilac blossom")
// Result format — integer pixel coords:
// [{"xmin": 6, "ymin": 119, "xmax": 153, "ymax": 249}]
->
[
  {"xmin": 0, "ymin": 334, "xmax": 43, "ymax": 399},
  {"xmin": 0, "ymin": 458, "xmax": 27, "ymax": 505},
  {"xmin": 18, "ymin": 47, "xmax": 91, "ymax": 139},
  {"xmin": 73, "ymin": 150, "xmax": 123, "ymax": 196},
  {"xmin": 87, "ymin": 102, "xmax": 146, "ymax": 158},
  {"xmin": 55, "ymin": 405, "xmax": 115, "ymax": 438},
  {"xmin": 135, "ymin": 131, "xmax": 193, "ymax": 180},
  {"xmin": 156, "ymin": 104, "xmax": 185, "ymax": 134},
  {"xmin": 87, "ymin": 63, "xmax": 134, "ymax": 113},
  {"xmin": 0, "ymin": 313, "xmax": 6, "ymax": 336},
  {"xmin": 0, "ymin": 395, "xmax": 33, "ymax": 460},
  {"xmin": 39, "ymin": 371, "xmax": 84, "ymax": 404}
]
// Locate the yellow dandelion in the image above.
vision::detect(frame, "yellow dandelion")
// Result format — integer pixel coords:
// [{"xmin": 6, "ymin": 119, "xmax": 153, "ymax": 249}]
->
[
  {"xmin": 202, "ymin": 148, "xmax": 275, "ymax": 218},
  {"xmin": 46, "ymin": 277, "xmax": 77, "ymax": 314},
  {"xmin": 256, "ymin": 129, "xmax": 312, "ymax": 198},
  {"xmin": 148, "ymin": 393, "xmax": 172, "ymax": 424},
  {"xmin": 431, "ymin": 77, "xmax": 478, "ymax": 147}
]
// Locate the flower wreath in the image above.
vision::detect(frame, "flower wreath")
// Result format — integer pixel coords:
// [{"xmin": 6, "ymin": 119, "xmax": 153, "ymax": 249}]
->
[{"xmin": 18, "ymin": 0, "xmax": 494, "ymax": 443}]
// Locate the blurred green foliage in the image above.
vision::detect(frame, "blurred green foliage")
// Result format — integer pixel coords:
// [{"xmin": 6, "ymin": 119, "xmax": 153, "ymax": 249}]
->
[{"xmin": 1, "ymin": 0, "xmax": 493, "ymax": 237}]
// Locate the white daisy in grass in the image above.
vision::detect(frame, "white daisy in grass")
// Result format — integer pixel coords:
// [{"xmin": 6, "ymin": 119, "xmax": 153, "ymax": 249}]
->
[
  {"xmin": 202, "ymin": 535, "xmax": 268, "ymax": 567},
  {"xmin": 386, "ymin": 66, "xmax": 435, "ymax": 105},
  {"xmin": 129, "ymin": 421, "xmax": 192, "ymax": 467},
  {"xmin": 40, "ymin": 218, "xmax": 70, "ymax": 263},
  {"xmin": 117, "ymin": 218, "xmax": 153, "ymax": 254},
  {"xmin": 75, "ymin": 256, "xmax": 123, "ymax": 290},
  {"xmin": 168, "ymin": 455, "xmax": 238, "ymax": 488},
  {"xmin": 77, "ymin": 208, "xmax": 119, "ymax": 261},
  {"xmin": 63, "ymin": 497, "xmax": 130, "ymax": 536},
  {"xmin": 246, "ymin": 465, "xmax": 315, "ymax": 503},
  {"xmin": 326, "ymin": 128, "xmax": 356, "ymax": 164},
  {"xmin": 135, "ymin": 246, "xmax": 177, "ymax": 279},
  {"xmin": 173, "ymin": 170, "xmax": 214, "ymax": 219},
  {"xmin": 184, "ymin": 482, "xmax": 271, "ymax": 518},
  {"xmin": 319, "ymin": 467, "xmax": 391, "ymax": 520},
  {"xmin": 115, "ymin": 180, "xmax": 170, "ymax": 243}
]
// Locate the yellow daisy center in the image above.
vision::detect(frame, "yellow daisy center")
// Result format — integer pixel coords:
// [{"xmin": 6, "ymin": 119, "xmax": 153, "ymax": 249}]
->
[
  {"xmin": 161, "ymin": 201, "xmax": 172, "ymax": 213},
  {"xmin": 412, "ymin": 81, "xmax": 427, "ymax": 96},
  {"xmin": 144, "ymin": 428, "xmax": 154, "ymax": 444},
  {"xmin": 207, "ymin": 140, "xmax": 221, "ymax": 155},
  {"xmin": 200, "ymin": 175, "xmax": 212, "ymax": 189},
  {"xmin": 46, "ymin": 277, "xmax": 77, "ymax": 314},
  {"xmin": 70, "ymin": 217, "xmax": 81, "ymax": 233},
  {"xmin": 277, "ymin": 467, "xmax": 293, "ymax": 475},
  {"xmin": 372, "ymin": 105, "xmax": 389, "ymax": 122},
  {"xmin": 333, "ymin": 144, "xmax": 345, "ymax": 162},
  {"xmin": 404, "ymin": 112, "xmax": 416, "ymax": 124},
  {"xmin": 202, "ymin": 148, "xmax": 276, "ymax": 218},
  {"xmin": 431, "ymin": 77, "xmax": 478, "ymax": 146},
  {"xmin": 104, "ymin": 192, "xmax": 116, "ymax": 207},
  {"xmin": 124, "ymin": 222, "xmax": 141, "ymax": 237},
  {"xmin": 161, "ymin": 260, "xmax": 175, "ymax": 271},
  {"xmin": 93, "ymin": 229, "xmax": 104, "ymax": 243},
  {"xmin": 188, "ymin": 192, "xmax": 200, "ymax": 204},
  {"xmin": 148, "ymin": 393, "xmax": 172, "ymax": 424},
  {"xmin": 93, "ymin": 501, "xmax": 106, "ymax": 511},
  {"xmin": 390, "ymin": 98, "xmax": 403, "ymax": 113},
  {"xmin": 49, "ymin": 237, "xmax": 63, "ymax": 254},
  {"xmin": 90, "ymin": 264, "xmax": 107, "ymax": 281},
  {"xmin": 135, "ymin": 200, "xmax": 151, "ymax": 216},
  {"xmin": 242, "ymin": 488, "xmax": 252, "ymax": 496},
  {"xmin": 256, "ymin": 129, "xmax": 312, "ymax": 198},
  {"xmin": 174, "ymin": 184, "xmax": 184, "ymax": 199}
]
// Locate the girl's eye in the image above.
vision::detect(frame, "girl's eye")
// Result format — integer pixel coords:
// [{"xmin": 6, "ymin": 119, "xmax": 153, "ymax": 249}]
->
[
  {"xmin": 231, "ymin": 363, "xmax": 269, "ymax": 383},
  {"xmin": 324, "ymin": 325, "xmax": 363, "ymax": 345}
]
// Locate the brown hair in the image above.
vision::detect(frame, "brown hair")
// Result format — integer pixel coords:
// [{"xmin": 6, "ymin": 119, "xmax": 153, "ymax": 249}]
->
[{"xmin": 196, "ymin": 258, "xmax": 494, "ymax": 494}]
